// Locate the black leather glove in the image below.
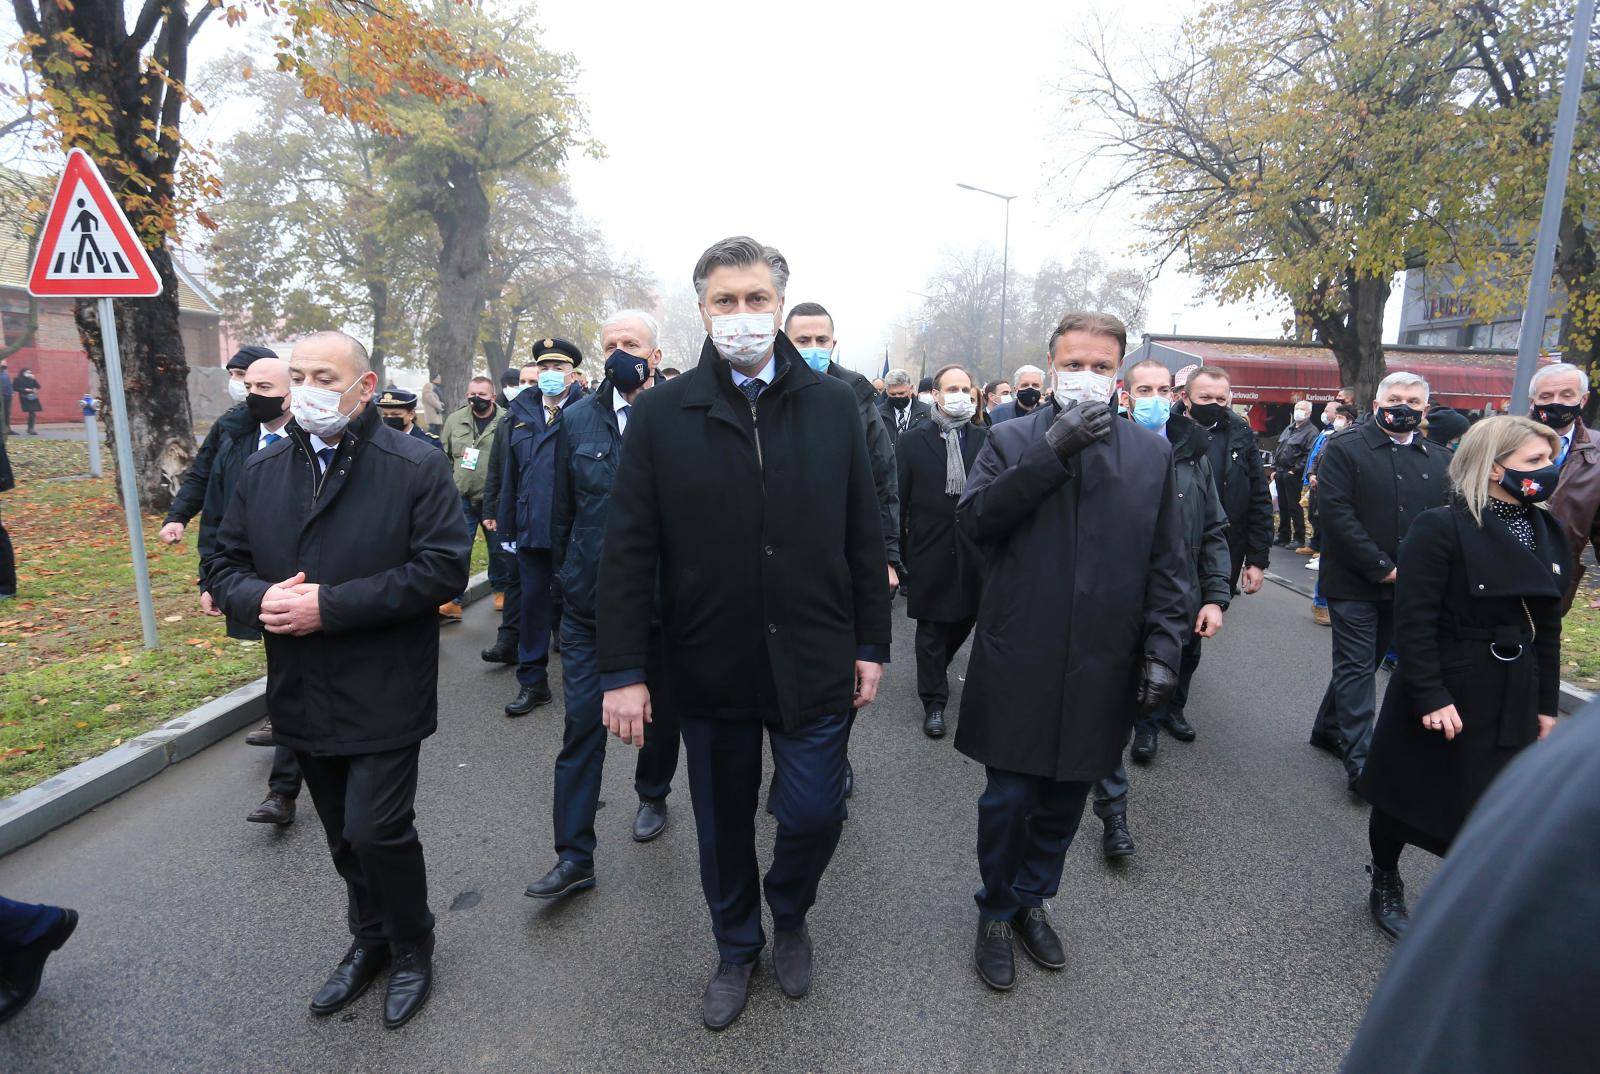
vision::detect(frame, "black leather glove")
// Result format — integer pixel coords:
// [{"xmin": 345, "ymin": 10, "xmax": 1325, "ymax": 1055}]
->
[
  {"xmin": 1136, "ymin": 657, "xmax": 1177, "ymax": 715},
  {"xmin": 1045, "ymin": 400, "xmax": 1113, "ymax": 461}
]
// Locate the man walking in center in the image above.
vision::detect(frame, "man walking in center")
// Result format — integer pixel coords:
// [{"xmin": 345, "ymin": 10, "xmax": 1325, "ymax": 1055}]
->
[
  {"xmin": 438, "ymin": 376, "xmax": 514, "ymax": 631},
  {"xmin": 206, "ymin": 330, "xmax": 469, "ymax": 1030},
  {"xmin": 597, "ymin": 237, "xmax": 889, "ymax": 1030},
  {"xmin": 954, "ymin": 312, "xmax": 1188, "ymax": 992}
]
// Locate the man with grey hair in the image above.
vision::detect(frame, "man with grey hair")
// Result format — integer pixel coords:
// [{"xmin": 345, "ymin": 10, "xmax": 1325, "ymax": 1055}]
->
[
  {"xmin": 206, "ymin": 329, "xmax": 471, "ymax": 1029},
  {"xmin": 597, "ymin": 235, "xmax": 890, "ymax": 1030},
  {"xmin": 988, "ymin": 363, "xmax": 1047, "ymax": 424},
  {"xmin": 1311, "ymin": 369, "xmax": 1450, "ymax": 790},
  {"xmin": 878, "ymin": 367, "xmax": 931, "ymax": 440},
  {"xmin": 1530, "ymin": 362, "xmax": 1600, "ymax": 611}
]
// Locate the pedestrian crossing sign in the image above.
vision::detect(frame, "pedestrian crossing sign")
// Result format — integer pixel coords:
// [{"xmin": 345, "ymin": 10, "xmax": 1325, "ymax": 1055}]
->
[{"xmin": 26, "ymin": 148, "xmax": 162, "ymax": 298}]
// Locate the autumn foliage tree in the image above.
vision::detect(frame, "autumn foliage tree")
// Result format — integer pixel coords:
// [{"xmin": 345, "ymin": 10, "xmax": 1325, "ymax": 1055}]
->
[{"xmin": 9, "ymin": 0, "xmax": 485, "ymax": 510}]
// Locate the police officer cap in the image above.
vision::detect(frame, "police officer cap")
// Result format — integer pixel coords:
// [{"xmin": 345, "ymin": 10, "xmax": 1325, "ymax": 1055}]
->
[
  {"xmin": 376, "ymin": 387, "xmax": 418, "ymax": 409},
  {"xmin": 531, "ymin": 337, "xmax": 582, "ymax": 369},
  {"xmin": 227, "ymin": 344, "xmax": 279, "ymax": 372}
]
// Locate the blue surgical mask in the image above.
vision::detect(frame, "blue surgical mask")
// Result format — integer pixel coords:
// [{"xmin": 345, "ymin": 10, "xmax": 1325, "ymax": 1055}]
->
[
  {"xmin": 798, "ymin": 347, "xmax": 832, "ymax": 373},
  {"xmin": 1131, "ymin": 396, "xmax": 1171, "ymax": 430},
  {"xmin": 538, "ymin": 370, "xmax": 568, "ymax": 397}
]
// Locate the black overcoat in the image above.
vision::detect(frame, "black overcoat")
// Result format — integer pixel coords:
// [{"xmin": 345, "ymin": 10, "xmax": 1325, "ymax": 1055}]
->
[
  {"xmin": 877, "ymin": 395, "xmax": 931, "ymax": 442},
  {"xmin": 896, "ymin": 419, "xmax": 985, "ymax": 623},
  {"xmin": 1344, "ymin": 701, "xmax": 1600, "ymax": 1074},
  {"xmin": 953, "ymin": 404, "xmax": 1189, "ymax": 781},
  {"xmin": 13, "ymin": 372, "xmax": 40, "ymax": 414},
  {"xmin": 204, "ymin": 402, "xmax": 471, "ymax": 755},
  {"xmin": 1358, "ymin": 502, "xmax": 1564, "ymax": 845},
  {"xmin": 1317, "ymin": 421, "xmax": 1452, "ymax": 601},
  {"xmin": 596, "ymin": 336, "xmax": 890, "ymax": 731}
]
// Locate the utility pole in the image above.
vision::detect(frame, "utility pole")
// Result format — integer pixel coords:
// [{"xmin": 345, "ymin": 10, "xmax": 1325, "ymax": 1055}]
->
[{"xmin": 957, "ymin": 183, "xmax": 1017, "ymax": 381}]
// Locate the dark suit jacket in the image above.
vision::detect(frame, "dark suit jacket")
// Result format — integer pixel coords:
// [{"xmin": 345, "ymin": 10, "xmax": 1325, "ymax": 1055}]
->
[{"xmin": 896, "ymin": 420, "xmax": 986, "ymax": 622}]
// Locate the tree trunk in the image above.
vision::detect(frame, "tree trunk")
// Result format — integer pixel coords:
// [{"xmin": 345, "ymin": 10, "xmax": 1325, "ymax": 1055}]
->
[
  {"xmin": 1555, "ymin": 212, "xmax": 1599, "ymax": 424},
  {"xmin": 74, "ymin": 247, "xmax": 194, "ymax": 512},
  {"xmin": 1310, "ymin": 270, "xmax": 1390, "ymax": 410},
  {"xmin": 423, "ymin": 160, "xmax": 491, "ymax": 405},
  {"xmin": 366, "ymin": 275, "xmax": 390, "ymax": 369}
]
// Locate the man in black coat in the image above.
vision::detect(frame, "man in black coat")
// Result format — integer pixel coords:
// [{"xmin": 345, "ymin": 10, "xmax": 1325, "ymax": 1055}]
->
[
  {"xmin": 206, "ymin": 331, "xmax": 470, "ymax": 1030},
  {"xmin": 878, "ymin": 367, "xmax": 931, "ymax": 441},
  {"xmin": 1344, "ymin": 700, "xmax": 1600, "ymax": 1074},
  {"xmin": 955, "ymin": 312, "xmax": 1188, "ymax": 992},
  {"xmin": 1162, "ymin": 365, "xmax": 1272, "ymax": 744},
  {"xmin": 161, "ymin": 352, "xmax": 304, "ymax": 827},
  {"xmin": 596, "ymin": 237, "xmax": 890, "ymax": 1031},
  {"xmin": 897, "ymin": 363, "xmax": 985, "ymax": 739},
  {"xmin": 786, "ymin": 301, "xmax": 901, "ymax": 796},
  {"xmin": 1272, "ymin": 399, "xmax": 1318, "ymax": 548},
  {"xmin": 1311, "ymin": 371, "xmax": 1450, "ymax": 789},
  {"xmin": 986, "ymin": 364, "xmax": 1047, "ymax": 425}
]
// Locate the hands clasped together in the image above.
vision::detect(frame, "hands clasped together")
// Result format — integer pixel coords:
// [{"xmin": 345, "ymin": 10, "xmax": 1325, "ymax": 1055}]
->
[{"xmin": 258, "ymin": 571, "xmax": 323, "ymax": 636}]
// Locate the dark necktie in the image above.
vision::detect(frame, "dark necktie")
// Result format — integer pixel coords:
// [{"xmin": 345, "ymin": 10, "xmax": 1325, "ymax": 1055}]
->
[
  {"xmin": 620, "ymin": 404, "xmax": 631, "ymax": 426},
  {"xmin": 316, "ymin": 447, "xmax": 335, "ymax": 474},
  {"xmin": 738, "ymin": 379, "xmax": 765, "ymax": 405}
]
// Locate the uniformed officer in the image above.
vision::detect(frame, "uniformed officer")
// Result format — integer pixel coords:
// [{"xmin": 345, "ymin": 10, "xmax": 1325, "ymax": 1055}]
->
[
  {"xmin": 490, "ymin": 338, "xmax": 582, "ymax": 716},
  {"xmin": 376, "ymin": 388, "xmax": 444, "ymax": 450}
]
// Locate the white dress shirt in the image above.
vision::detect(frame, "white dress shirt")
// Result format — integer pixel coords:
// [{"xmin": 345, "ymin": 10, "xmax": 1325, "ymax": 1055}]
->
[
  {"xmin": 309, "ymin": 432, "xmax": 338, "ymax": 472},
  {"xmin": 257, "ymin": 420, "xmax": 290, "ymax": 452},
  {"xmin": 613, "ymin": 386, "xmax": 633, "ymax": 435}
]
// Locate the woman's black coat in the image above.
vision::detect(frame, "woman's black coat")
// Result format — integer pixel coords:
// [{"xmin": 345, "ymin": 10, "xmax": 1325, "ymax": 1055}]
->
[
  {"xmin": 204, "ymin": 402, "xmax": 471, "ymax": 756},
  {"xmin": 896, "ymin": 419, "xmax": 986, "ymax": 623},
  {"xmin": 953, "ymin": 404, "xmax": 1190, "ymax": 781},
  {"xmin": 14, "ymin": 372, "xmax": 40, "ymax": 414},
  {"xmin": 596, "ymin": 337, "xmax": 890, "ymax": 731},
  {"xmin": 1359, "ymin": 501, "xmax": 1565, "ymax": 846}
]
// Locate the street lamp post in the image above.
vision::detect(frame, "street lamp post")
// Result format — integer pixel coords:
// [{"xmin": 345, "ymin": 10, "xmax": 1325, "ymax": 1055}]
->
[
  {"xmin": 957, "ymin": 183, "xmax": 1017, "ymax": 380},
  {"xmin": 1509, "ymin": 0, "xmax": 1596, "ymax": 413}
]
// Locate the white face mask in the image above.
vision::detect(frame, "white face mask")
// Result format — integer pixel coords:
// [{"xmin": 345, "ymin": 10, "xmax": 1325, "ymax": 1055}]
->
[
  {"xmin": 226, "ymin": 377, "xmax": 249, "ymax": 403},
  {"xmin": 1294, "ymin": 408, "xmax": 1311, "ymax": 422},
  {"xmin": 1054, "ymin": 369, "xmax": 1115, "ymax": 408},
  {"xmin": 940, "ymin": 391, "xmax": 975, "ymax": 420},
  {"xmin": 290, "ymin": 380, "xmax": 364, "ymax": 438},
  {"xmin": 708, "ymin": 312, "xmax": 777, "ymax": 368},
  {"xmin": 917, "ymin": 392, "xmax": 934, "ymax": 405},
  {"xmin": 1332, "ymin": 418, "xmax": 1349, "ymax": 430},
  {"xmin": 997, "ymin": 393, "xmax": 1014, "ymax": 406},
  {"xmin": 504, "ymin": 384, "xmax": 526, "ymax": 402}
]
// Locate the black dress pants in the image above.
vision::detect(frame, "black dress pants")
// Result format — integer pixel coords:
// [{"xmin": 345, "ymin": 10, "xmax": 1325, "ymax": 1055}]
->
[
  {"xmin": 268, "ymin": 745, "xmax": 302, "ymax": 799},
  {"xmin": 1312, "ymin": 598, "xmax": 1395, "ymax": 779},
  {"xmin": 296, "ymin": 743, "xmax": 433, "ymax": 947},
  {"xmin": 0, "ymin": 504, "xmax": 14, "ymax": 596},
  {"xmin": 913, "ymin": 616, "xmax": 975, "ymax": 712},
  {"xmin": 1275, "ymin": 469, "xmax": 1305, "ymax": 544}
]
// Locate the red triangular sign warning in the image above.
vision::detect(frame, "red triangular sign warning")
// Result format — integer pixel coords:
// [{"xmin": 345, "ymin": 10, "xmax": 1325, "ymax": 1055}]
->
[{"xmin": 27, "ymin": 148, "xmax": 162, "ymax": 299}]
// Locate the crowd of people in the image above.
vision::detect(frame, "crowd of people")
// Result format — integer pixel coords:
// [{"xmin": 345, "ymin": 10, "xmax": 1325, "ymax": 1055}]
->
[{"xmin": 3, "ymin": 235, "xmax": 1599, "ymax": 1061}]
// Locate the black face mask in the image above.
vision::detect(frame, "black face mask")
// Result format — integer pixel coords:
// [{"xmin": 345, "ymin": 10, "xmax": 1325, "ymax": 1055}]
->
[
  {"xmin": 469, "ymin": 397, "xmax": 494, "ymax": 415},
  {"xmin": 889, "ymin": 394, "xmax": 911, "ymax": 410},
  {"xmin": 1376, "ymin": 403, "xmax": 1423, "ymax": 433},
  {"xmin": 245, "ymin": 392, "xmax": 285, "ymax": 424},
  {"xmin": 1015, "ymin": 387, "xmax": 1042, "ymax": 409},
  {"xmin": 1188, "ymin": 401, "xmax": 1228, "ymax": 427},
  {"xmin": 1497, "ymin": 462, "xmax": 1560, "ymax": 505},
  {"xmin": 383, "ymin": 415, "xmax": 408, "ymax": 431},
  {"xmin": 1531, "ymin": 401, "xmax": 1583, "ymax": 430},
  {"xmin": 605, "ymin": 349, "xmax": 650, "ymax": 394}
]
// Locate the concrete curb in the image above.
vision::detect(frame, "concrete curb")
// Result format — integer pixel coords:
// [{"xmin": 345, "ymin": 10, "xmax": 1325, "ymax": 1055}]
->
[
  {"xmin": 1265, "ymin": 568, "xmax": 1595, "ymax": 716},
  {"xmin": 0, "ymin": 570, "xmax": 494, "ymax": 858}
]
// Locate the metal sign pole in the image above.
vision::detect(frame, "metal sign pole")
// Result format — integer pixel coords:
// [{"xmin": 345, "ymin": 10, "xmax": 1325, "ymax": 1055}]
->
[
  {"xmin": 96, "ymin": 296, "xmax": 159, "ymax": 649},
  {"xmin": 1509, "ymin": 0, "xmax": 1596, "ymax": 413}
]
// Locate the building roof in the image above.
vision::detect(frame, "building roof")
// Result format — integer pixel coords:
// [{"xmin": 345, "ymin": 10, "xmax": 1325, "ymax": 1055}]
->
[{"xmin": 1138, "ymin": 334, "xmax": 1519, "ymax": 370}]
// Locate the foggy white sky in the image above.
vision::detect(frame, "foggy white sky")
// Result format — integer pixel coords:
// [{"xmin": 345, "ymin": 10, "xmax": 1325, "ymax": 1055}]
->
[{"xmin": 535, "ymin": 0, "xmax": 1405, "ymax": 377}]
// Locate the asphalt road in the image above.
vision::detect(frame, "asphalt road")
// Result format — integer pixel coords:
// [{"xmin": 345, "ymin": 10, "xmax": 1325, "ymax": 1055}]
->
[{"xmin": 0, "ymin": 575, "xmax": 1426, "ymax": 1073}]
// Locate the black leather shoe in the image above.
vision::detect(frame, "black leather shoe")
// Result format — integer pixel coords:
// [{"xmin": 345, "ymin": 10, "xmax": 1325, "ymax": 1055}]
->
[
  {"xmin": 772, "ymin": 925, "xmax": 813, "ymax": 998},
  {"xmin": 843, "ymin": 759, "xmax": 854, "ymax": 799},
  {"xmin": 383, "ymin": 935, "xmax": 433, "ymax": 1029},
  {"xmin": 244, "ymin": 719, "xmax": 276, "ymax": 747},
  {"xmin": 480, "ymin": 641, "xmax": 517, "ymax": 664},
  {"xmin": 1101, "ymin": 814, "xmax": 1136, "ymax": 859},
  {"xmin": 246, "ymin": 792, "xmax": 295, "ymax": 826},
  {"xmin": 1015, "ymin": 906, "xmax": 1066, "ymax": 970},
  {"xmin": 524, "ymin": 860, "xmax": 596, "ymax": 900},
  {"xmin": 309, "ymin": 942, "xmax": 390, "ymax": 1015},
  {"xmin": 1367, "ymin": 864, "xmax": 1409, "ymax": 941},
  {"xmin": 504, "ymin": 682, "xmax": 552, "ymax": 716},
  {"xmin": 923, "ymin": 708, "xmax": 946, "ymax": 738},
  {"xmin": 0, "ymin": 907, "xmax": 77, "ymax": 1025},
  {"xmin": 1130, "ymin": 728, "xmax": 1158, "ymax": 763},
  {"xmin": 1164, "ymin": 712, "xmax": 1197, "ymax": 741},
  {"xmin": 974, "ymin": 918, "xmax": 1015, "ymax": 991},
  {"xmin": 633, "ymin": 799, "xmax": 667, "ymax": 842},
  {"xmin": 702, "ymin": 960, "xmax": 756, "ymax": 1030}
]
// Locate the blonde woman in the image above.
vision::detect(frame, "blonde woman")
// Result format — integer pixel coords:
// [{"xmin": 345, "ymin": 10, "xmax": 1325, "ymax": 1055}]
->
[{"xmin": 1357, "ymin": 416, "xmax": 1567, "ymax": 941}]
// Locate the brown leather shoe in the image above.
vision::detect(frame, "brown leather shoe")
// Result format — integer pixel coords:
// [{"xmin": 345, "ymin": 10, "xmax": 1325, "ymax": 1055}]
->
[
  {"xmin": 493, "ymin": 593, "xmax": 505, "ymax": 611},
  {"xmin": 1312, "ymin": 604, "xmax": 1331, "ymax": 627},
  {"xmin": 438, "ymin": 601, "xmax": 463, "ymax": 622},
  {"xmin": 247, "ymin": 792, "xmax": 295, "ymax": 825},
  {"xmin": 244, "ymin": 720, "xmax": 275, "ymax": 747}
]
